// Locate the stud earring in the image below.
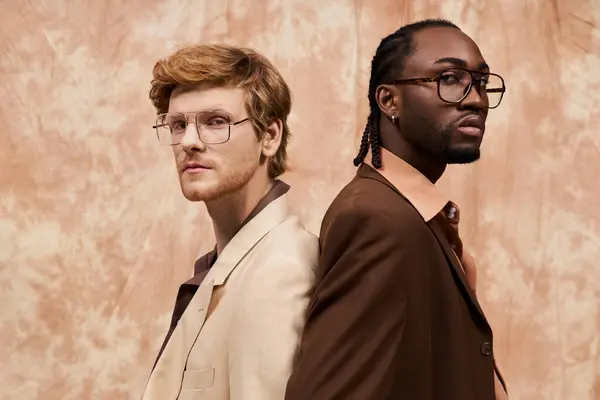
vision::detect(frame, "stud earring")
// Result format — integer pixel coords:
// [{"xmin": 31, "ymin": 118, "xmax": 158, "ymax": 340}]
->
[{"xmin": 391, "ymin": 115, "xmax": 397, "ymax": 123}]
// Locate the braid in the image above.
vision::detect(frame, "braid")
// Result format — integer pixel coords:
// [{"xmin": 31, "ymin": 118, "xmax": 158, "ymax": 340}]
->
[
  {"xmin": 369, "ymin": 119, "xmax": 382, "ymax": 168},
  {"xmin": 353, "ymin": 125, "xmax": 371, "ymax": 166},
  {"xmin": 353, "ymin": 18, "xmax": 460, "ymax": 169},
  {"xmin": 353, "ymin": 113, "xmax": 378, "ymax": 166}
]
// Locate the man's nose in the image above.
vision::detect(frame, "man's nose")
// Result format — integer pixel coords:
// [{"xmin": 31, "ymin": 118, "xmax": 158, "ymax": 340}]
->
[
  {"xmin": 180, "ymin": 123, "xmax": 205, "ymax": 150},
  {"xmin": 460, "ymin": 82, "xmax": 487, "ymax": 110}
]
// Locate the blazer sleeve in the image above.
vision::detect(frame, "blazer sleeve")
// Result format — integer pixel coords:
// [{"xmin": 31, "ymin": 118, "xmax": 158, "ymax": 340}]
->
[
  {"xmin": 227, "ymin": 247, "xmax": 317, "ymax": 400},
  {"xmin": 285, "ymin": 200, "xmax": 424, "ymax": 399}
]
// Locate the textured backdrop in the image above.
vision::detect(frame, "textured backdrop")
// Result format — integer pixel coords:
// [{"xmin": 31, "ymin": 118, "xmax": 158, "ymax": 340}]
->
[{"xmin": 1, "ymin": 1, "xmax": 599, "ymax": 399}]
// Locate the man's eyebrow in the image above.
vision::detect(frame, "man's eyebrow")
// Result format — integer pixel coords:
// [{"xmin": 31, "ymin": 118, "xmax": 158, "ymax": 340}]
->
[{"xmin": 434, "ymin": 57, "xmax": 489, "ymax": 70}]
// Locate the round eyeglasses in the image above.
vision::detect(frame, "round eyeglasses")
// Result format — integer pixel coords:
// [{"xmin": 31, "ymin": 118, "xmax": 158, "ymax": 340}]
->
[
  {"xmin": 153, "ymin": 111, "xmax": 251, "ymax": 146},
  {"xmin": 389, "ymin": 68, "xmax": 506, "ymax": 109}
]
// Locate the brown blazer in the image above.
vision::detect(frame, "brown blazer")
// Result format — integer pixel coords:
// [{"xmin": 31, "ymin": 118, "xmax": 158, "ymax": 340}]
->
[{"xmin": 285, "ymin": 160, "xmax": 507, "ymax": 400}]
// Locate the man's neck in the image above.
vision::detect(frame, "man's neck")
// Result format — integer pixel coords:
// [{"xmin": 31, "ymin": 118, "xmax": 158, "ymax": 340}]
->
[
  {"xmin": 379, "ymin": 122, "xmax": 446, "ymax": 183},
  {"xmin": 206, "ymin": 174, "xmax": 275, "ymax": 255},
  {"xmin": 388, "ymin": 145, "xmax": 446, "ymax": 184}
]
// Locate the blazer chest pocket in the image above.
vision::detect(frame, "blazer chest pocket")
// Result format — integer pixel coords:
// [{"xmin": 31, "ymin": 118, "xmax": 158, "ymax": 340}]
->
[{"xmin": 182, "ymin": 367, "xmax": 215, "ymax": 391}]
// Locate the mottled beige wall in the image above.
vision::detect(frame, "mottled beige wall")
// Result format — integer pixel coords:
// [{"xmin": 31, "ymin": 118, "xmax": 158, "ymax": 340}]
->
[{"xmin": 1, "ymin": 1, "xmax": 598, "ymax": 399}]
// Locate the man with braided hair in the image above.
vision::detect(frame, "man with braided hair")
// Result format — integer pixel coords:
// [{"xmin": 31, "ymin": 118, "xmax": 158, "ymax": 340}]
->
[{"xmin": 285, "ymin": 19, "xmax": 509, "ymax": 399}]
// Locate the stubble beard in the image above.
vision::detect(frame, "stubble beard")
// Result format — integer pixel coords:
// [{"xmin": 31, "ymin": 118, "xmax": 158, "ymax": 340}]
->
[
  {"xmin": 400, "ymin": 114, "xmax": 480, "ymax": 165},
  {"xmin": 436, "ymin": 124, "xmax": 481, "ymax": 165},
  {"xmin": 179, "ymin": 161, "xmax": 259, "ymax": 203},
  {"xmin": 443, "ymin": 146, "xmax": 481, "ymax": 164}
]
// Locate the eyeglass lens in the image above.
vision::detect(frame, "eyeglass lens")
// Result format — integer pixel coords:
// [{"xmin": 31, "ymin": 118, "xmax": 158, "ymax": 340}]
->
[
  {"xmin": 439, "ymin": 68, "xmax": 503, "ymax": 108},
  {"xmin": 156, "ymin": 111, "xmax": 232, "ymax": 145}
]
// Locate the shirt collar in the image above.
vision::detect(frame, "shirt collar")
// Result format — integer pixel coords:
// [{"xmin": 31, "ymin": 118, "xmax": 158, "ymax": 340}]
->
[
  {"xmin": 192, "ymin": 179, "xmax": 290, "ymax": 276},
  {"xmin": 364, "ymin": 147, "xmax": 452, "ymax": 222}
]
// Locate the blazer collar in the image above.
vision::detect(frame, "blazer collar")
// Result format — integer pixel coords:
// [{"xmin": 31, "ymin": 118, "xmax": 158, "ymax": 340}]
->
[
  {"xmin": 191, "ymin": 180, "xmax": 290, "ymax": 278},
  {"xmin": 207, "ymin": 193, "xmax": 290, "ymax": 286},
  {"xmin": 363, "ymin": 147, "xmax": 449, "ymax": 222}
]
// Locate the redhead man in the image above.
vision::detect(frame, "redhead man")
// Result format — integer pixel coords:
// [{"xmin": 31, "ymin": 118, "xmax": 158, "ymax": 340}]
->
[{"xmin": 140, "ymin": 44, "xmax": 317, "ymax": 400}]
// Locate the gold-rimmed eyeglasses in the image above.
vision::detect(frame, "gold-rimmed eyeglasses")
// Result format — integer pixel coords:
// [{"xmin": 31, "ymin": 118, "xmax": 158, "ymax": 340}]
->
[{"xmin": 153, "ymin": 111, "xmax": 251, "ymax": 146}]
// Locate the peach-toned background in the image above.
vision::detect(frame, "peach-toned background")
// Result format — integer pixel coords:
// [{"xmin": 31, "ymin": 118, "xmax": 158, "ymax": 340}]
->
[{"xmin": 1, "ymin": 1, "xmax": 599, "ymax": 399}]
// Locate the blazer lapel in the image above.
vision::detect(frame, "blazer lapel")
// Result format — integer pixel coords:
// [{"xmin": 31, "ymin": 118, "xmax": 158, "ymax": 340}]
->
[
  {"xmin": 357, "ymin": 165, "xmax": 490, "ymax": 326},
  {"xmin": 209, "ymin": 194, "xmax": 289, "ymax": 285},
  {"xmin": 428, "ymin": 219, "xmax": 489, "ymax": 326},
  {"xmin": 142, "ymin": 277, "xmax": 216, "ymax": 400},
  {"xmin": 141, "ymin": 194, "xmax": 290, "ymax": 400}
]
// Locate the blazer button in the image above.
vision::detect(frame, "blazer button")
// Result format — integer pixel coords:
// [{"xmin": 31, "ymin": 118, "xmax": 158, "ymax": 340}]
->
[{"xmin": 480, "ymin": 341, "xmax": 492, "ymax": 356}]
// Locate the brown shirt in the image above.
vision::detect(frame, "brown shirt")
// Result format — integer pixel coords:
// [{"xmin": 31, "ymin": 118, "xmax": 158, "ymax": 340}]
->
[
  {"xmin": 285, "ymin": 149, "xmax": 507, "ymax": 400},
  {"xmin": 151, "ymin": 180, "xmax": 290, "ymax": 369}
]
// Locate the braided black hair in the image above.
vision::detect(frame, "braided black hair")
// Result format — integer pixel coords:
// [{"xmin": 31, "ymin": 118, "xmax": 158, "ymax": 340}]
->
[{"xmin": 353, "ymin": 19, "xmax": 460, "ymax": 168}]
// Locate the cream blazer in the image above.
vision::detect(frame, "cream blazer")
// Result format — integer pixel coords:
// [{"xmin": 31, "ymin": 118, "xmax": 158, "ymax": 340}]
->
[{"xmin": 141, "ymin": 195, "xmax": 318, "ymax": 400}]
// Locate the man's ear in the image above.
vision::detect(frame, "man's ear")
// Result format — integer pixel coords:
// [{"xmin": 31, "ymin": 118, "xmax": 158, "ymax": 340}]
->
[
  {"xmin": 375, "ymin": 84, "xmax": 401, "ymax": 119},
  {"xmin": 261, "ymin": 119, "xmax": 283, "ymax": 157}
]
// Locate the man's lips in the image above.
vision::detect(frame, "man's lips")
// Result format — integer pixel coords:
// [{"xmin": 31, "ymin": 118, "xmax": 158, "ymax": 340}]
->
[
  {"xmin": 182, "ymin": 162, "xmax": 212, "ymax": 173},
  {"xmin": 456, "ymin": 115, "xmax": 485, "ymax": 137}
]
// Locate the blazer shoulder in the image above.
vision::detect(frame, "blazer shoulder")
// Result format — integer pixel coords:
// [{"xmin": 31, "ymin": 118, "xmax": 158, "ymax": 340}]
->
[
  {"xmin": 258, "ymin": 214, "xmax": 319, "ymax": 268},
  {"xmin": 324, "ymin": 175, "xmax": 423, "ymax": 228}
]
